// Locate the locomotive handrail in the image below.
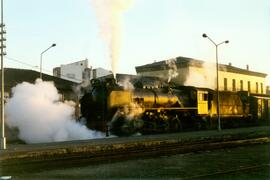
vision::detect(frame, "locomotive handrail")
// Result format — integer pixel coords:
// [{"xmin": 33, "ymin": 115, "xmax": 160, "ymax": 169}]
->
[
  {"xmin": 252, "ymin": 95, "xmax": 270, "ymax": 100},
  {"xmin": 144, "ymin": 107, "xmax": 198, "ymax": 110}
]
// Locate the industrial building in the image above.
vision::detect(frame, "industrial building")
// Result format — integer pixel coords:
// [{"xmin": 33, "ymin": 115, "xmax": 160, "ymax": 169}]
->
[
  {"xmin": 53, "ymin": 59, "xmax": 112, "ymax": 83},
  {"xmin": 136, "ymin": 56, "xmax": 267, "ymax": 94},
  {"xmin": 53, "ymin": 59, "xmax": 91, "ymax": 83}
]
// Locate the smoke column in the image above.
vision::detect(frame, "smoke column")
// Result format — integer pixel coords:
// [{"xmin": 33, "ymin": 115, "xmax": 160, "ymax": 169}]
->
[
  {"xmin": 5, "ymin": 79, "xmax": 104, "ymax": 144},
  {"xmin": 90, "ymin": 0, "xmax": 133, "ymax": 77},
  {"xmin": 166, "ymin": 58, "xmax": 179, "ymax": 82}
]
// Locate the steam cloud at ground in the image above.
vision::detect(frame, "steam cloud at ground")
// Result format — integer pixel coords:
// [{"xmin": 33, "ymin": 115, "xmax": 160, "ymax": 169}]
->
[{"xmin": 5, "ymin": 79, "xmax": 104, "ymax": 144}]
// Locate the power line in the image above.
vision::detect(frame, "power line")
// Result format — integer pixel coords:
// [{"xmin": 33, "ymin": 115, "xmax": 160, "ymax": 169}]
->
[
  {"xmin": 5, "ymin": 56, "xmax": 39, "ymax": 69},
  {"xmin": 5, "ymin": 56, "xmax": 86, "ymax": 82}
]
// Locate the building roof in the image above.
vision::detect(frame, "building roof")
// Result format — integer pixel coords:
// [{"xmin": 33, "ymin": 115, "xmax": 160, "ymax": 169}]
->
[
  {"xmin": 2, "ymin": 68, "xmax": 79, "ymax": 92},
  {"xmin": 135, "ymin": 56, "xmax": 267, "ymax": 78},
  {"xmin": 59, "ymin": 58, "xmax": 88, "ymax": 67}
]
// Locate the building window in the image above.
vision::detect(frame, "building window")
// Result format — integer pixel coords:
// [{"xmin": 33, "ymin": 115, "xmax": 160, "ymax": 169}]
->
[
  {"xmin": 260, "ymin": 83, "xmax": 263, "ymax": 94},
  {"xmin": 232, "ymin": 79, "xmax": 236, "ymax": 91},
  {"xmin": 240, "ymin": 80, "xmax": 243, "ymax": 91},
  {"xmin": 256, "ymin": 82, "xmax": 258, "ymax": 93},
  {"xmin": 248, "ymin": 81, "xmax": 251, "ymax": 92},
  {"xmin": 224, "ymin": 78, "xmax": 227, "ymax": 91},
  {"xmin": 203, "ymin": 93, "xmax": 208, "ymax": 101}
]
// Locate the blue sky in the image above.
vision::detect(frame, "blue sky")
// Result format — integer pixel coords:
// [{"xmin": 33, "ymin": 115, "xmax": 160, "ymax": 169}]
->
[{"xmin": 4, "ymin": 0, "xmax": 270, "ymax": 83}]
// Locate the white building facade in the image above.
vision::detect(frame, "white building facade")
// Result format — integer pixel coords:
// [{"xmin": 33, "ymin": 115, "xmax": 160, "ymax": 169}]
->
[
  {"xmin": 92, "ymin": 67, "xmax": 112, "ymax": 79},
  {"xmin": 53, "ymin": 59, "xmax": 112, "ymax": 83}
]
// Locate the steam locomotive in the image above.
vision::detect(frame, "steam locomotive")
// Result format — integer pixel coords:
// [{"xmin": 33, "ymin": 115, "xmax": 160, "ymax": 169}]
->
[{"xmin": 80, "ymin": 77, "xmax": 270, "ymax": 136}]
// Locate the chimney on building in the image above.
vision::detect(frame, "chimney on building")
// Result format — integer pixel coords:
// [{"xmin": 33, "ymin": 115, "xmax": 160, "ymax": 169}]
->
[{"xmin": 246, "ymin": 64, "xmax": 249, "ymax": 71}]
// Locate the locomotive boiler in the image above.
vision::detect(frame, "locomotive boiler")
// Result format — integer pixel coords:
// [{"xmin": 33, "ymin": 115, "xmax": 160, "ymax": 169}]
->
[{"xmin": 80, "ymin": 77, "xmax": 270, "ymax": 136}]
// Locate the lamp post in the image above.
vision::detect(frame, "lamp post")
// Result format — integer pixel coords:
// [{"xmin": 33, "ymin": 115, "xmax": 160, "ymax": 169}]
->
[
  {"xmin": 40, "ymin": 43, "xmax": 56, "ymax": 80},
  {"xmin": 202, "ymin": 33, "xmax": 229, "ymax": 131}
]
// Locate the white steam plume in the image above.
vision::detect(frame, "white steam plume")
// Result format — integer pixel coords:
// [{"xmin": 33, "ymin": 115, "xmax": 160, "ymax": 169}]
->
[
  {"xmin": 184, "ymin": 63, "xmax": 216, "ymax": 89},
  {"xmin": 166, "ymin": 58, "xmax": 179, "ymax": 82},
  {"xmin": 118, "ymin": 77, "xmax": 134, "ymax": 90},
  {"xmin": 90, "ymin": 0, "xmax": 133, "ymax": 77},
  {"xmin": 5, "ymin": 79, "xmax": 104, "ymax": 144},
  {"xmin": 73, "ymin": 78, "xmax": 91, "ymax": 99}
]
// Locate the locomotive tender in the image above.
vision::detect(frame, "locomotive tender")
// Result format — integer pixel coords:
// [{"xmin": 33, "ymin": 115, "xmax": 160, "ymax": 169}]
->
[{"xmin": 80, "ymin": 77, "xmax": 270, "ymax": 136}]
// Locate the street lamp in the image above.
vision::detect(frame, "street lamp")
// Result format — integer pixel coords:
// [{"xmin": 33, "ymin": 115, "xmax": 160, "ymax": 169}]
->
[
  {"xmin": 40, "ymin": 43, "xmax": 56, "ymax": 80},
  {"xmin": 202, "ymin": 33, "xmax": 229, "ymax": 131}
]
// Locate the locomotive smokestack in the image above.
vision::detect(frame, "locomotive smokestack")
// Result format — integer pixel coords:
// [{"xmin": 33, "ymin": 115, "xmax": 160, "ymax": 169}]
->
[{"xmin": 106, "ymin": 77, "xmax": 117, "ymax": 88}]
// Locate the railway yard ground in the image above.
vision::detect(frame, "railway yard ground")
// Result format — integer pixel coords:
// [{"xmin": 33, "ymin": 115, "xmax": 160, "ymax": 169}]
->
[{"xmin": 1, "ymin": 126, "xmax": 270, "ymax": 177}]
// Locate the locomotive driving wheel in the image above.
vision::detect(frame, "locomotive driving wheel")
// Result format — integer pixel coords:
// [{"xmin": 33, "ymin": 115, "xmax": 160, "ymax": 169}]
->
[{"xmin": 170, "ymin": 114, "xmax": 182, "ymax": 131}]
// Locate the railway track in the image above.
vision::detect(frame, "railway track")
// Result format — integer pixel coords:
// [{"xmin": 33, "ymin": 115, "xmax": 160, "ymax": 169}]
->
[
  {"xmin": 182, "ymin": 164, "xmax": 270, "ymax": 179},
  {"xmin": 1, "ymin": 126, "xmax": 270, "ymax": 175},
  {"xmin": 1, "ymin": 137, "xmax": 270, "ymax": 176}
]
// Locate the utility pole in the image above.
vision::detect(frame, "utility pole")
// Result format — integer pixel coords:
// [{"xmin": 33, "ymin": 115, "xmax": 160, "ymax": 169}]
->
[{"xmin": 0, "ymin": 0, "xmax": 6, "ymax": 150}]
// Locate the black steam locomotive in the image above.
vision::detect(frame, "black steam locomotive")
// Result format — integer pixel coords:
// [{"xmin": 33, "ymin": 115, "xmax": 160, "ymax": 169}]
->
[{"xmin": 80, "ymin": 77, "xmax": 270, "ymax": 136}]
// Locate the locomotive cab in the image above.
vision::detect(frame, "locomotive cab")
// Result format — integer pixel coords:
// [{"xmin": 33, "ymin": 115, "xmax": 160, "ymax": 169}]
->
[{"xmin": 197, "ymin": 90, "xmax": 211, "ymax": 115}]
